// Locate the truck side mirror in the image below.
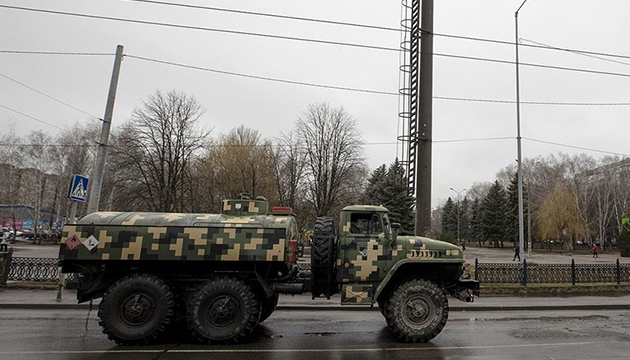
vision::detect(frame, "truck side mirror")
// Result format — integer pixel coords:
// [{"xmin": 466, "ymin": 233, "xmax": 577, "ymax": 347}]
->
[{"xmin": 390, "ymin": 222, "xmax": 401, "ymax": 245}]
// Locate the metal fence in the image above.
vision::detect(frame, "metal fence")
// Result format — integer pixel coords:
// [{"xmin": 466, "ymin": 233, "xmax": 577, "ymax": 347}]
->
[
  {"xmin": 8, "ymin": 257, "xmax": 60, "ymax": 282},
  {"xmin": 6, "ymin": 256, "xmax": 630, "ymax": 285},
  {"xmin": 475, "ymin": 258, "xmax": 630, "ymax": 285}
]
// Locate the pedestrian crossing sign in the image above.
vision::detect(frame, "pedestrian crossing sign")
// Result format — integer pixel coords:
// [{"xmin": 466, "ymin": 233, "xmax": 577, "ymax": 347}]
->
[{"xmin": 68, "ymin": 174, "xmax": 89, "ymax": 202}]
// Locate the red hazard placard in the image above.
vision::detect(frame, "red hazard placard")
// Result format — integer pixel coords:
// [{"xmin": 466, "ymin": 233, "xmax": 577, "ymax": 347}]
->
[{"xmin": 65, "ymin": 235, "xmax": 81, "ymax": 250}]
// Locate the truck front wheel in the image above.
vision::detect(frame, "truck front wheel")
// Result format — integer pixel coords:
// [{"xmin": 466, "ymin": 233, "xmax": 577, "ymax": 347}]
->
[
  {"xmin": 384, "ymin": 278, "xmax": 448, "ymax": 343},
  {"xmin": 186, "ymin": 277, "xmax": 260, "ymax": 344},
  {"xmin": 98, "ymin": 274, "xmax": 175, "ymax": 345}
]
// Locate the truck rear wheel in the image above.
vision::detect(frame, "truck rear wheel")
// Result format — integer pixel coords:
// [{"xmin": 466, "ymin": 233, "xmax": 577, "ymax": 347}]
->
[
  {"xmin": 259, "ymin": 294, "xmax": 279, "ymax": 323},
  {"xmin": 384, "ymin": 278, "xmax": 448, "ymax": 343},
  {"xmin": 186, "ymin": 277, "xmax": 260, "ymax": 344},
  {"xmin": 311, "ymin": 216, "xmax": 336, "ymax": 298},
  {"xmin": 98, "ymin": 274, "xmax": 174, "ymax": 345}
]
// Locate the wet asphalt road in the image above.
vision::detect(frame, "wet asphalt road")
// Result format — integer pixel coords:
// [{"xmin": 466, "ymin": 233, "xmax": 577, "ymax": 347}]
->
[{"xmin": 1, "ymin": 308, "xmax": 629, "ymax": 360}]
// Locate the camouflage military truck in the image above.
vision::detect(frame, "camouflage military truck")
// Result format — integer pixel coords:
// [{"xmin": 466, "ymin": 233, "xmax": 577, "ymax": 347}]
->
[{"xmin": 59, "ymin": 195, "xmax": 478, "ymax": 345}]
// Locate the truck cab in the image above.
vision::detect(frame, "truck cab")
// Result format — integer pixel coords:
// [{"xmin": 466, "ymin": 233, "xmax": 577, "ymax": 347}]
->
[{"xmin": 328, "ymin": 206, "xmax": 475, "ymax": 306}]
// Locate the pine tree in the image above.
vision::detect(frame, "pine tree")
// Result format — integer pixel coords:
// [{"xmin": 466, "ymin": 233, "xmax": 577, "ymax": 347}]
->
[
  {"xmin": 441, "ymin": 197, "xmax": 457, "ymax": 242},
  {"xmin": 469, "ymin": 198, "xmax": 482, "ymax": 246},
  {"xmin": 481, "ymin": 181, "xmax": 507, "ymax": 248},
  {"xmin": 380, "ymin": 160, "xmax": 415, "ymax": 235},
  {"xmin": 361, "ymin": 164, "xmax": 387, "ymax": 204},
  {"xmin": 360, "ymin": 160, "xmax": 415, "ymax": 235},
  {"xmin": 459, "ymin": 196, "xmax": 470, "ymax": 244}
]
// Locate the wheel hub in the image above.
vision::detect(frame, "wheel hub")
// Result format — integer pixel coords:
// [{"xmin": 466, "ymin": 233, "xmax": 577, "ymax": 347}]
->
[
  {"xmin": 208, "ymin": 296, "xmax": 238, "ymax": 327},
  {"xmin": 121, "ymin": 293, "xmax": 154, "ymax": 325},
  {"xmin": 405, "ymin": 297, "xmax": 431, "ymax": 324}
]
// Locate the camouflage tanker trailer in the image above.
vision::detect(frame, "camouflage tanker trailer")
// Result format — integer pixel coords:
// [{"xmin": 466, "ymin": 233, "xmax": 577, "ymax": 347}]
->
[{"xmin": 59, "ymin": 195, "xmax": 479, "ymax": 345}]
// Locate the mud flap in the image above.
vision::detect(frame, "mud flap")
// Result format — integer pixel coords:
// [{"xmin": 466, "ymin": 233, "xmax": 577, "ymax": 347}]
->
[{"xmin": 340, "ymin": 284, "xmax": 374, "ymax": 305}]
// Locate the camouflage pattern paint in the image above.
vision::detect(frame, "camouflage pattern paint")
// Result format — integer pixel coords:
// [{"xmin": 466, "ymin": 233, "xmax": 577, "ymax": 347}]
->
[
  {"xmin": 59, "ymin": 210, "xmax": 298, "ymax": 263},
  {"xmin": 335, "ymin": 205, "xmax": 466, "ymax": 297},
  {"xmin": 340, "ymin": 284, "xmax": 374, "ymax": 305}
]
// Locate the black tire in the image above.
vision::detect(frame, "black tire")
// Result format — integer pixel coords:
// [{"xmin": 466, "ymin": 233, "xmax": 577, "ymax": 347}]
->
[
  {"xmin": 186, "ymin": 277, "xmax": 260, "ymax": 344},
  {"xmin": 98, "ymin": 274, "xmax": 175, "ymax": 345},
  {"xmin": 383, "ymin": 278, "xmax": 448, "ymax": 343},
  {"xmin": 311, "ymin": 216, "xmax": 336, "ymax": 298},
  {"xmin": 259, "ymin": 294, "xmax": 279, "ymax": 323}
]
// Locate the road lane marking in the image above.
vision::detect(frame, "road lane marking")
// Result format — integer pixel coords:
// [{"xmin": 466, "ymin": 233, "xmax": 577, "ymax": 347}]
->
[{"xmin": 0, "ymin": 341, "xmax": 627, "ymax": 355}]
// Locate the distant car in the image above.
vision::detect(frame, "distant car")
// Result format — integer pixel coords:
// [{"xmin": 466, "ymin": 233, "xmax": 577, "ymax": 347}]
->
[
  {"xmin": 21, "ymin": 230, "xmax": 35, "ymax": 239},
  {"xmin": 10, "ymin": 230, "xmax": 23, "ymax": 237}
]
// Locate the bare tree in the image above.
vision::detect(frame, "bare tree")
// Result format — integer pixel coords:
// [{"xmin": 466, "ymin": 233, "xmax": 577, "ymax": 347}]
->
[
  {"xmin": 0, "ymin": 124, "xmax": 24, "ymax": 234},
  {"xmin": 110, "ymin": 90, "xmax": 208, "ymax": 212},
  {"xmin": 272, "ymin": 131, "xmax": 306, "ymax": 209},
  {"xmin": 20, "ymin": 131, "xmax": 55, "ymax": 241},
  {"xmin": 296, "ymin": 103, "xmax": 366, "ymax": 216},
  {"xmin": 537, "ymin": 186, "xmax": 589, "ymax": 253},
  {"xmin": 51, "ymin": 121, "xmax": 100, "ymax": 221},
  {"xmin": 212, "ymin": 126, "xmax": 275, "ymax": 200}
]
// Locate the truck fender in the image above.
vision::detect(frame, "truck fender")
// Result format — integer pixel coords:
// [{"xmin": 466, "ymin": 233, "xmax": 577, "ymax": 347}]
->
[{"xmin": 374, "ymin": 258, "xmax": 465, "ymax": 301}]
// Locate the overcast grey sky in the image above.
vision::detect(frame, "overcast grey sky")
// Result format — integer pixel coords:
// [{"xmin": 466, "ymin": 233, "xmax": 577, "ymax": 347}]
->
[{"xmin": 1, "ymin": 0, "xmax": 629, "ymax": 207}]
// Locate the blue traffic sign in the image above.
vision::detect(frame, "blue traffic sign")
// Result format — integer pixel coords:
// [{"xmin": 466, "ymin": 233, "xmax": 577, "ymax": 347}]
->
[{"xmin": 68, "ymin": 174, "xmax": 89, "ymax": 202}]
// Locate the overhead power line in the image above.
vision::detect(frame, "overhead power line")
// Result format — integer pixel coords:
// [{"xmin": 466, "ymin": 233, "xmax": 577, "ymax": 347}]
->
[
  {"xmin": 125, "ymin": 54, "xmax": 397, "ymax": 95},
  {"xmin": 126, "ymin": 54, "xmax": 630, "ymax": 106},
  {"xmin": 125, "ymin": 0, "xmax": 400, "ymax": 32},
  {"xmin": 436, "ymin": 52, "xmax": 630, "ymax": 79},
  {"xmin": 523, "ymin": 137, "xmax": 629, "ymax": 157},
  {"xmin": 125, "ymin": 1, "xmax": 630, "ymax": 63},
  {"xmin": 0, "ymin": 50, "xmax": 112, "ymax": 56},
  {"xmin": 0, "ymin": 104, "xmax": 65, "ymax": 131},
  {"xmin": 4, "ymin": 4, "xmax": 630, "ymax": 76},
  {"xmin": 0, "ymin": 4, "xmax": 399, "ymax": 52},
  {"xmin": 0, "ymin": 72, "xmax": 102, "ymax": 120},
  {"xmin": 519, "ymin": 38, "xmax": 630, "ymax": 67},
  {"xmin": 428, "ymin": 31, "xmax": 630, "ymax": 62},
  {"xmin": 4, "ymin": 3, "xmax": 630, "ymax": 63},
  {"xmin": 0, "ymin": 143, "xmax": 94, "ymax": 147},
  {"xmin": 2, "ymin": 137, "xmax": 626, "ymax": 158}
]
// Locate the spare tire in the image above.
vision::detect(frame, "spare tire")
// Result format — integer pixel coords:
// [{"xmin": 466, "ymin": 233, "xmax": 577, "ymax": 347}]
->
[{"xmin": 311, "ymin": 216, "xmax": 337, "ymax": 298}]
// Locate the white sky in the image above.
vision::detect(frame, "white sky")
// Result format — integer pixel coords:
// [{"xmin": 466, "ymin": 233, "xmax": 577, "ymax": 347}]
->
[{"xmin": 1, "ymin": 0, "xmax": 629, "ymax": 207}]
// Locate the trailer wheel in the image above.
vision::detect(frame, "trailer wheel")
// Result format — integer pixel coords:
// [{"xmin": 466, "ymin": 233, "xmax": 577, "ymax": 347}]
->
[
  {"xmin": 384, "ymin": 278, "xmax": 448, "ymax": 343},
  {"xmin": 98, "ymin": 274, "xmax": 174, "ymax": 345},
  {"xmin": 259, "ymin": 294, "xmax": 279, "ymax": 323},
  {"xmin": 311, "ymin": 216, "xmax": 336, "ymax": 298},
  {"xmin": 186, "ymin": 277, "xmax": 260, "ymax": 344}
]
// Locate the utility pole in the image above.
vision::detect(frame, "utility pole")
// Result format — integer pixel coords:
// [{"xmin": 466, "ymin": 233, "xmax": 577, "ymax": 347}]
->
[
  {"xmin": 415, "ymin": 0, "xmax": 434, "ymax": 236},
  {"xmin": 515, "ymin": 1, "xmax": 528, "ymax": 264},
  {"xmin": 87, "ymin": 44, "xmax": 124, "ymax": 214}
]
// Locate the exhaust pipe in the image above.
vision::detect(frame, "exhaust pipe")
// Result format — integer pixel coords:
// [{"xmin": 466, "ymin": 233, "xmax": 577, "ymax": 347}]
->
[{"xmin": 450, "ymin": 289, "xmax": 475, "ymax": 303}]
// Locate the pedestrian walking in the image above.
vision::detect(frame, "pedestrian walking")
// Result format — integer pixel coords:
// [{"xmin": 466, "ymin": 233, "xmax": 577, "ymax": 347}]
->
[
  {"xmin": 0, "ymin": 231, "xmax": 9, "ymax": 252},
  {"xmin": 592, "ymin": 243, "xmax": 598, "ymax": 259},
  {"xmin": 513, "ymin": 244, "xmax": 520, "ymax": 261}
]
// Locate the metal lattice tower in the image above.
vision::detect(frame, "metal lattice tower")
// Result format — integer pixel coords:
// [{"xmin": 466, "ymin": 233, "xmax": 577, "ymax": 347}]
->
[{"xmin": 397, "ymin": 0, "xmax": 421, "ymax": 195}]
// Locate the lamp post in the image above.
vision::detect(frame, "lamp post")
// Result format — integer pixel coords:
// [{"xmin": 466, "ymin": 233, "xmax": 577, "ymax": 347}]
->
[
  {"xmin": 515, "ymin": 0, "xmax": 529, "ymax": 264},
  {"xmin": 450, "ymin": 187, "xmax": 467, "ymax": 249}
]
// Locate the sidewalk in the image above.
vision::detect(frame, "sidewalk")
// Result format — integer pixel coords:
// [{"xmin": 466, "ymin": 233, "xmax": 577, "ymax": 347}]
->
[
  {"xmin": 1, "ymin": 288, "xmax": 630, "ymax": 311},
  {"xmin": 463, "ymin": 245, "xmax": 630, "ymax": 265}
]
